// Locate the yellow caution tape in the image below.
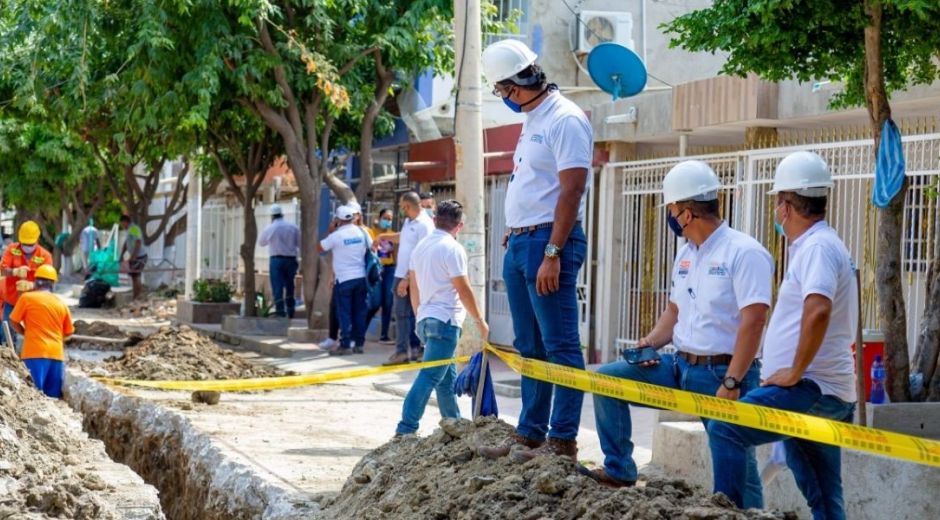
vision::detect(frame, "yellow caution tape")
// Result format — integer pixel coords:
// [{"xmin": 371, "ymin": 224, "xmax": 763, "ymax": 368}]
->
[
  {"xmin": 484, "ymin": 345, "xmax": 940, "ymax": 469},
  {"xmin": 94, "ymin": 355, "xmax": 470, "ymax": 392}
]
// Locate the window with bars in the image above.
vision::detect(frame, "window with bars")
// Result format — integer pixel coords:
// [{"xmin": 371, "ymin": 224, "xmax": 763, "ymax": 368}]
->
[{"xmin": 484, "ymin": 0, "xmax": 528, "ymax": 46}]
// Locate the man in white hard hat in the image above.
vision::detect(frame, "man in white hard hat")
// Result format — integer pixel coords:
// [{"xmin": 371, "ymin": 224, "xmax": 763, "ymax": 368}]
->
[
  {"xmin": 477, "ymin": 39, "xmax": 592, "ymax": 462},
  {"xmin": 581, "ymin": 161, "xmax": 772, "ymax": 499},
  {"xmin": 709, "ymin": 151, "xmax": 857, "ymax": 519},
  {"xmin": 319, "ymin": 205, "xmax": 372, "ymax": 355},
  {"xmin": 259, "ymin": 204, "xmax": 300, "ymax": 318}
]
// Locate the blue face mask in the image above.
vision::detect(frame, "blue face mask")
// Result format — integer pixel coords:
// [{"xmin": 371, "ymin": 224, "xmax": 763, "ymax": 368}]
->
[
  {"xmin": 502, "ymin": 96, "xmax": 522, "ymax": 113},
  {"xmin": 666, "ymin": 210, "xmax": 687, "ymax": 238},
  {"xmin": 379, "ymin": 219, "xmax": 392, "ymax": 230},
  {"xmin": 773, "ymin": 203, "xmax": 787, "ymax": 236},
  {"xmin": 424, "ymin": 208, "xmax": 434, "ymax": 217}
]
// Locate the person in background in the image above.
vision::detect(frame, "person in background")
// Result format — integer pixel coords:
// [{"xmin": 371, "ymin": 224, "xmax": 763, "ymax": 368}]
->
[
  {"xmin": 368, "ymin": 208, "xmax": 397, "ymax": 344},
  {"xmin": 395, "ymin": 200, "xmax": 488, "ymax": 437},
  {"xmin": 119, "ymin": 215, "xmax": 148, "ymax": 300},
  {"xmin": 258, "ymin": 204, "xmax": 301, "ymax": 318},
  {"xmin": 318, "ymin": 205, "xmax": 371, "ymax": 355},
  {"xmin": 79, "ymin": 219, "xmax": 100, "ymax": 273},
  {"xmin": 419, "ymin": 192, "xmax": 436, "ymax": 217},
  {"xmin": 377, "ymin": 191, "xmax": 433, "ymax": 365},
  {"xmin": 1, "ymin": 221, "xmax": 54, "ymax": 347},
  {"xmin": 10, "ymin": 265, "xmax": 73, "ymax": 398},
  {"xmin": 708, "ymin": 151, "xmax": 858, "ymax": 519}
]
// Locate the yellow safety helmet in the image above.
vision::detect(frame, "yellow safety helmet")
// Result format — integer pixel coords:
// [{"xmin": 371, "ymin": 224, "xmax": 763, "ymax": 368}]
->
[
  {"xmin": 18, "ymin": 221, "xmax": 41, "ymax": 245},
  {"xmin": 35, "ymin": 264, "xmax": 58, "ymax": 282}
]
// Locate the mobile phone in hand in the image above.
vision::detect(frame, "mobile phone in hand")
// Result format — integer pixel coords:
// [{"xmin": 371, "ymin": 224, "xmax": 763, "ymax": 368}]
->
[{"xmin": 623, "ymin": 345, "xmax": 661, "ymax": 365}]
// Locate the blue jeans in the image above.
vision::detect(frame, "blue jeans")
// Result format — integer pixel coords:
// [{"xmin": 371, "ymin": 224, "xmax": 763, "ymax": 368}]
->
[
  {"xmin": 0, "ymin": 302, "xmax": 15, "ymax": 348},
  {"xmin": 504, "ymin": 225, "xmax": 586, "ymax": 441},
  {"xmin": 335, "ymin": 278, "xmax": 368, "ymax": 349},
  {"xmin": 24, "ymin": 358, "xmax": 65, "ymax": 398},
  {"xmin": 396, "ymin": 318, "xmax": 462, "ymax": 434},
  {"xmin": 269, "ymin": 256, "xmax": 298, "ymax": 318},
  {"xmin": 365, "ymin": 265, "xmax": 397, "ymax": 339},
  {"xmin": 393, "ymin": 277, "xmax": 421, "ymax": 355},
  {"xmin": 708, "ymin": 379, "xmax": 855, "ymax": 519},
  {"xmin": 594, "ymin": 354, "xmax": 763, "ymax": 503}
]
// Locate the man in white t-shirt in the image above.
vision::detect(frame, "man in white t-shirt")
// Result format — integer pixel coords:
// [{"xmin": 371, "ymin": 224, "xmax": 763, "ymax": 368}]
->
[
  {"xmin": 377, "ymin": 191, "xmax": 434, "ymax": 365},
  {"xmin": 583, "ymin": 161, "xmax": 772, "ymax": 502},
  {"xmin": 709, "ymin": 152, "xmax": 857, "ymax": 519},
  {"xmin": 395, "ymin": 200, "xmax": 489, "ymax": 436},
  {"xmin": 477, "ymin": 39, "xmax": 592, "ymax": 462},
  {"xmin": 318, "ymin": 205, "xmax": 372, "ymax": 355}
]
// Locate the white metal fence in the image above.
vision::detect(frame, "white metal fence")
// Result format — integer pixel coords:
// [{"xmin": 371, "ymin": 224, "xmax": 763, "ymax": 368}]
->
[
  {"xmin": 595, "ymin": 134, "xmax": 940, "ymax": 363},
  {"xmin": 201, "ymin": 198, "xmax": 302, "ymax": 289}
]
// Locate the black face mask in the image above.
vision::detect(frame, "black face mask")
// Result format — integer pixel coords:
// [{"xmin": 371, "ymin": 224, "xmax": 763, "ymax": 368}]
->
[{"xmin": 667, "ymin": 209, "xmax": 689, "ymax": 237}]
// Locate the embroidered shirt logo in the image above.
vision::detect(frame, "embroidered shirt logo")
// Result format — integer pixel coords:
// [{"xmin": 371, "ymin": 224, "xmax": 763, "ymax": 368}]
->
[
  {"xmin": 530, "ymin": 134, "xmax": 544, "ymax": 144},
  {"xmin": 676, "ymin": 259, "xmax": 691, "ymax": 277},
  {"xmin": 707, "ymin": 262, "xmax": 729, "ymax": 277}
]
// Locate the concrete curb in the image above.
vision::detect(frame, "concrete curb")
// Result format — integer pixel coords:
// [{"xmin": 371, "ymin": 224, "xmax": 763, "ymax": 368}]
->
[
  {"xmin": 190, "ymin": 324, "xmax": 295, "ymax": 358},
  {"xmin": 64, "ymin": 371, "xmax": 321, "ymax": 519}
]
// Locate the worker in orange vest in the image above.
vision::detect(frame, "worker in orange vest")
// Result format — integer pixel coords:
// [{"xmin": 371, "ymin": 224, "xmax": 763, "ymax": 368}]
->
[
  {"xmin": 10, "ymin": 264, "xmax": 73, "ymax": 398},
  {"xmin": 1, "ymin": 221, "xmax": 54, "ymax": 347}
]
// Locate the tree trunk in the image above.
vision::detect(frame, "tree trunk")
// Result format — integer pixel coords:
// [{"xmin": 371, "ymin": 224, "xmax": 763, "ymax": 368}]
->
[
  {"xmin": 920, "ymin": 256, "xmax": 940, "ymax": 400},
  {"xmin": 865, "ymin": 0, "xmax": 910, "ymax": 402},
  {"xmin": 355, "ymin": 63, "xmax": 395, "ymax": 202},
  {"xmin": 241, "ymin": 193, "xmax": 258, "ymax": 317}
]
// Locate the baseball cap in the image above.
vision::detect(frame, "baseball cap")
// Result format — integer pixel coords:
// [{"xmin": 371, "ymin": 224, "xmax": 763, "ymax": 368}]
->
[{"xmin": 335, "ymin": 205, "xmax": 355, "ymax": 221}]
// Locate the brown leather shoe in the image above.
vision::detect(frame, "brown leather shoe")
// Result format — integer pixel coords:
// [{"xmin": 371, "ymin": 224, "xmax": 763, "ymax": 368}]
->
[
  {"xmin": 511, "ymin": 437, "xmax": 578, "ymax": 463},
  {"xmin": 382, "ymin": 352, "xmax": 410, "ymax": 365},
  {"xmin": 576, "ymin": 464, "xmax": 636, "ymax": 488},
  {"xmin": 477, "ymin": 433, "xmax": 543, "ymax": 460}
]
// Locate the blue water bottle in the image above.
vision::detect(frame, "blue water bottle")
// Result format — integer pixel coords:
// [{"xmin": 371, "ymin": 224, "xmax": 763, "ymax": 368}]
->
[{"xmin": 870, "ymin": 355, "xmax": 886, "ymax": 404}]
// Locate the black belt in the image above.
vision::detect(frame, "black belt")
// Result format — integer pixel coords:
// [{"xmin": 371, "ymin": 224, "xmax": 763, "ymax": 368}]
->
[
  {"xmin": 677, "ymin": 351, "xmax": 734, "ymax": 366},
  {"xmin": 509, "ymin": 221, "xmax": 581, "ymax": 235},
  {"xmin": 271, "ymin": 255, "xmax": 296, "ymax": 259}
]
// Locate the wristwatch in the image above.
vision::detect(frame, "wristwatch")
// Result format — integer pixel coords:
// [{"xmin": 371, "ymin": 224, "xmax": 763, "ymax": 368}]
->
[
  {"xmin": 722, "ymin": 375, "xmax": 742, "ymax": 390},
  {"xmin": 544, "ymin": 243, "xmax": 562, "ymax": 258}
]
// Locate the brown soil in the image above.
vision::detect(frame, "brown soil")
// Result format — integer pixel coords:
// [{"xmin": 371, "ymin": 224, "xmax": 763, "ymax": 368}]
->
[
  {"xmin": 321, "ymin": 417, "xmax": 793, "ymax": 520},
  {"xmin": 0, "ymin": 348, "xmax": 125, "ymax": 519},
  {"xmin": 68, "ymin": 320, "xmax": 144, "ymax": 351},
  {"xmin": 96, "ymin": 325, "xmax": 283, "ymax": 381}
]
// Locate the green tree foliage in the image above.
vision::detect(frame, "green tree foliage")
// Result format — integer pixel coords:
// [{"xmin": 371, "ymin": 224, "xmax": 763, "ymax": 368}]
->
[{"xmin": 664, "ymin": 0, "xmax": 940, "ymax": 401}]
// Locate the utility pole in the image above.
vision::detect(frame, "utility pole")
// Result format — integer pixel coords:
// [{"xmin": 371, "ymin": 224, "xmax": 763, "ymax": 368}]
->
[
  {"xmin": 184, "ymin": 166, "xmax": 202, "ymax": 300},
  {"xmin": 454, "ymin": 0, "xmax": 486, "ymax": 356}
]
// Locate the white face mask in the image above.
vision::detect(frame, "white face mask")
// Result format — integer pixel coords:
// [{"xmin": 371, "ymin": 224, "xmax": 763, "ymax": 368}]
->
[{"xmin": 21, "ymin": 244, "xmax": 36, "ymax": 254}]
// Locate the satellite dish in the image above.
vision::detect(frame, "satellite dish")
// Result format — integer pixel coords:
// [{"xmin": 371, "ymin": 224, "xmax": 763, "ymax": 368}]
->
[{"xmin": 587, "ymin": 42, "xmax": 647, "ymax": 101}]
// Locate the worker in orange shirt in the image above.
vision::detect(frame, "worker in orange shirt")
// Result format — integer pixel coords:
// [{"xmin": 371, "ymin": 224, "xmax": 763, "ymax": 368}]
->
[
  {"xmin": 10, "ymin": 265, "xmax": 73, "ymax": 398},
  {"xmin": 1, "ymin": 221, "xmax": 54, "ymax": 347}
]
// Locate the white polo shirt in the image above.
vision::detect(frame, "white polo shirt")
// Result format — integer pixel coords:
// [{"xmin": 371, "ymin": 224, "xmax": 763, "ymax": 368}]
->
[
  {"xmin": 319, "ymin": 224, "xmax": 372, "ymax": 283},
  {"xmin": 409, "ymin": 230, "xmax": 468, "ymax": 326},
  {"xmin": 504, "ymin": 91, "xmax": 593, "ymax": 228},
  {"xmin": 394, "ymin": 211, "xmax": 434, "ymax": 279},
  {"xmin": 669, "ymin": 223, "xmax": 774, "ymax": 356},
  {"xmin": 761, "ymin": 221, "xmax": 858, "ymax": 403}
]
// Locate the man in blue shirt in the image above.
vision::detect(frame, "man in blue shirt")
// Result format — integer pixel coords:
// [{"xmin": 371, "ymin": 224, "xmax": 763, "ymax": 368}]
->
[{"xmin": 259, "ymin": 204, "xmax": 301, "ymax": 318}]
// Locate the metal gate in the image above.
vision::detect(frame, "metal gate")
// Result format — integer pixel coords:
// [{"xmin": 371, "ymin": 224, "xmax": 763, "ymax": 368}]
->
[
  {"xmin": 486, "ymin": 175, "xmax": 595, "ymax": 351},
  {"xmin": 595, "ymin": 134, "xmax": 940, "ymax": 362}
]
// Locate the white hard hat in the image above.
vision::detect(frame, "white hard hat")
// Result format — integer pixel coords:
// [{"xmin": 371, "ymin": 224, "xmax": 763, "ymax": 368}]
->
[
  {"xmin": 335, "ymin": 205, "xmax": 355, "ymax": 221},
  {"xmin": 768, "ymin": 151, "xmax": 832, "ymax": 197},
  {"xmin": 661, "ymin": 160, "xmax": 722, "ymax": 206},
  {"xmin": 346, "ymin": 201, "xmax": 362, "ymax": 214},
  {"xmin": 270, "ymin": 204, "xmax": 284, "ymax": 216},
  {"xmin": 482, "ymin": 39, "xmax": 538, "ymax": 86}
]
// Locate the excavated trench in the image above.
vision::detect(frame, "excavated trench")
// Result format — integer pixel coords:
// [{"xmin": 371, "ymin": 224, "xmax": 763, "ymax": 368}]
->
[{"xmin": 64, "ymin": 371, "xmax": 320, "ymax": 520}]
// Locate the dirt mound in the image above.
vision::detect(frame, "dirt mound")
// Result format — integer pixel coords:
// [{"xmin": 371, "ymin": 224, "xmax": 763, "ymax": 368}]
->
[
  {"xmin": 0, "ymin": 348, "xmax": 126, "ymax": 518},
  {"xmin": 69, "ymin": 321, "xmax": 144, "ymax": 351},
  {"xmin": 98, "ymin": 325, "xmax": 282, "ymax": 381},
  {"xmin": 321, "ymin": 417, "xmax": 791, "ymax": 520}
]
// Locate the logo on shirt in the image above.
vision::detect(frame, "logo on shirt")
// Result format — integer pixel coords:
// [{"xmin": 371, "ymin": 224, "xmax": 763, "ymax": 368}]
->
[
  {"xmin": 342, "ymin": 238, "xmax": 364, "ymax": 246},
  {"xmin": 676, "ymin": 259, "xmax": 691, "ymax": 277},
  {"xmin": 707, "ymin": 262, "xmax": 728, "ymax": 277},
  {"xmin": 530, "ymin": 134, "xmax": 544, "ymax": 144}
]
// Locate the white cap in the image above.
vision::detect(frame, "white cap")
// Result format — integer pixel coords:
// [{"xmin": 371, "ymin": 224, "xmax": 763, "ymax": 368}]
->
[
  {"xmin": 768, "ymin": 151, "xmax": 832, "ymax": 197},
  {"xmin": 661, "ymin": 160, "xmax": 722, "ymax": 206},
  {"xmin": 335, "ymin": 205, "xmax": 355, "ymax": 221},
  {"xmin": 482, "ymin": 39, "xmax": 538, "ymax": 86},
  {"xmin": 270, "ymin": 204, "xmax": 284, "ymax": 216},
  {"xmin": 346, "ymin": 201, "xmax": 362, "ymax": 214}
]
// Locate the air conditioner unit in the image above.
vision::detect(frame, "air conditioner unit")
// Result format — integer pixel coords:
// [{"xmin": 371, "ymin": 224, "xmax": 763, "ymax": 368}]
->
[{"xmin": 576, "ymin": 11, "xmax": 635, "ymax": 53}]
